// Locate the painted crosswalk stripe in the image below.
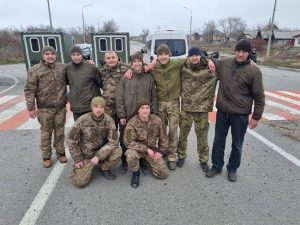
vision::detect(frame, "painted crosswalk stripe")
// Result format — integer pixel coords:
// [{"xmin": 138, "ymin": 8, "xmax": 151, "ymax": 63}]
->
[
  {"xmin": 0, "ymin": 95, "xmax": 18, "ymax": 105},
  {"xmin": 277, "ymin": 91, "xmax": 300, "ymax": 99},
  {"xmin": 0, "ymin": 101, "xmax": 27, "ymax": 124},
  {"xmin": 265, "ymin": 91, "xmax": 300, "ymax": 106},
  {"xmin": 266, "ymin": 100, "xmax": 300, "ymax": 115},
  {"xmin": 262, "ymin": 112, "xmax": 286, "ymax": 121}
]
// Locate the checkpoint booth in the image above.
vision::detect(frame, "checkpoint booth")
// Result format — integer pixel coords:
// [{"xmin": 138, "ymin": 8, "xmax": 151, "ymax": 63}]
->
[
  {"xmin": 91, "ymin": 32, "xmax": 130, "ymax": 67},
  {"xmin": 21, "ymin": 32, "xmax": 74, "ymax": 70}
]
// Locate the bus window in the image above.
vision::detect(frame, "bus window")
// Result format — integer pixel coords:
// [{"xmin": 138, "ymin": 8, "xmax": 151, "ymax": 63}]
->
[
  {"xmin": 99, "ymin": 38, "xmax": 107, "ymax": 52},
  {"xmin": 30, "ymin": 38, "xmax": 40, "ymax": 52},
  {"xmin": 47, "ymin": 37, "xmax": 57, "ymax": 50},
  {"xmin": 115, "ymin": 38, "xmax": 123, "ymax": 52}
]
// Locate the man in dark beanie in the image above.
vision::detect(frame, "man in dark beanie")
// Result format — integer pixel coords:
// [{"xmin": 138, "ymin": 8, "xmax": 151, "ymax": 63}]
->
[
  {"xmin": 67, "ymin": 96, "xmax": 122, "ymax": 188},
  {"xmin": 235, "ymin": 39, "xmax": 252, "ymax": 54},
  {"xmin": 206, "ymin": 39, "xmax": 265, "ymax": 182},
  {"xmin": 116, "ymin": 52, "xmax": 157, "ymax": 173},
  {"xmin": 70, "ymin": 45, "xmax": 84, "ymax": 56},
  {"xmin": 24, "ymin": 46, "xmax": 68, "ymax": 168},
  {"xmin": 65, "ymin": 45, "xmax": 102, "ymax": 121},
  {"xmin": 177, "ymin": 47, "xmax": 217, "ymax": 172},
  {"xmin": 124, "ymin": 99, "xmax": 169, "ymax": 188}
]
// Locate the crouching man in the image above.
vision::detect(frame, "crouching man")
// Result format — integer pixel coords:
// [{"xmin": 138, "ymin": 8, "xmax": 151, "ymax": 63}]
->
[
  {"xmin": 124, "ymin": 100, "xmax": 169, "ymax": 188},
  {"xmin": 67, "ymin": 96, "xmax": 122, "ymax": 188}
]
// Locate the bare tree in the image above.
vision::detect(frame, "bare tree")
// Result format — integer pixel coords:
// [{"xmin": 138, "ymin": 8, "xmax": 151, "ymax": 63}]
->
[
  {"xmin": 218, "ymin": 17, "xmax": 246, "ymax": 46},
  {"xmin": 202, "ymin": 20, "xmax": 217, "ymax": 43},
  {"xmin": 140, "ymin": 29, "xmax": 149, "ymax": 43},
  {"xmin": 101, "ymin": 19, "xmax": 119, "ymax": 32}
]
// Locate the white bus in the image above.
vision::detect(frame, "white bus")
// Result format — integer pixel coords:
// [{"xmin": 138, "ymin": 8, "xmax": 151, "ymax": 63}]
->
[{"xmin": 145, "ymin": 30, "xmax": 188, "ymax": 61}]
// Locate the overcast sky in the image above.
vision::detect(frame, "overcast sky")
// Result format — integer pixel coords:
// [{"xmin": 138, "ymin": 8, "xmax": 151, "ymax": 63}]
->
[{"xmin": 0, "ymin": 0, "xmax": 299, "ymax": 35}]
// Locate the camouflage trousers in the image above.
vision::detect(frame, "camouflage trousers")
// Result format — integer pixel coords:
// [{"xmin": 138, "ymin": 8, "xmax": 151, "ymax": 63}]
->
[
  {"xmin": 71, "ymin": 147, "xmax": 122, "ymax": 188},
  {"xmin": 178, "ymin": 111, "xmax": 209, "ymax": 163},
  {"xmin": 125, "ymin": 149, "xmax": 168, "ymax": 179},
  {"xmin": 158, "ymin": 99, "xmax": 180, "ymax": 162},
  {"xmin": 37, "ymin": 107, "xmax": 66, "ymax": 159},
  {"xmin": 106, "ymin": 105, "xmax": 126, "ymax": 158}
]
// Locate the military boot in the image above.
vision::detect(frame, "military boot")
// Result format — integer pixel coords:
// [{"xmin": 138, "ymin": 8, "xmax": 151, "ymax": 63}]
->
[
  {"xmin": 131, "ymin": 171, "xmax": 140, "ymax": 188},
  {"xmin": 42, "ymin": 158, "xmax": 52, "ymax": 168},
  {"xmin": 119, "ymin": 159, "xmax": 128, "ymax": 174},
  {"xmin": 57, "ymin": 153, "xmax": 68, "ymax": 163}
]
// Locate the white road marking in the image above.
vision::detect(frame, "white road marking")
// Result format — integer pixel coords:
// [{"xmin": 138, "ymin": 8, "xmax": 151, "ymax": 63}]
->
[
  {"xmin": 266, "ymin": 100, "xmax": 300, "ymax": 115},
  {"xmin": 247, "ymin": 129, "xmax": 300, "ymax": 168},
  {"xmin": 262, "ymin": 112, "xmax": 286, "ymax": 120},
  {"xmin": 19, "ymin": 151, "xmax": 70, "ymax": 225},
  {"xmin": 265, "ymin": 91, "xmax": 300, "ymax": 106},
  {"xmin": 277, "ymin": 91, "xmax": 300, "ymax": 99},
  {"xmin": 0, "ymin": 95, "xmax": 18, "ymax": 105},
  {"xmin": 0, "ymin": 101, "xmax": 27, "ymax": 124},
  {"xmin": 0, "ymin": 74, "xmax": 19, "ymax": 95}
]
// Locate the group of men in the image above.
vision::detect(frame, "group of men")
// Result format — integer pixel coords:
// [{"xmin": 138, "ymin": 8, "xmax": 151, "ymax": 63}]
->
[{"xmin": 24, "ymin": 38, "xmax": 265, "ymax": 188}]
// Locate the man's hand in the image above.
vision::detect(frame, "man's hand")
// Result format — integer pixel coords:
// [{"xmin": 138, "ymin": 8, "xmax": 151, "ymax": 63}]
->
[
  {"xmin": 75, "ymin": 160, "xmax": 84, "ymax": 169},
  {"xmin": 119, "ymin": 119, "xmax": 127, "ymax": 126},
  {"xmin": 207, "ymin": 59, "xmax": 216, "ymax": 73},
  {"xmin": 250, "ymin": 60, "xmax": 257, "ymax": 67},
  {"xmin": 91, "ymin": 156, "xmax": 100, "ymax": 166},
  {"xmin": 153, "ymin": 152, "xmax": 162, "ymax": 160},
  {"xmin": 144, "ymin": 60, "xmax": 157, "ymax": 72},
  {"xmin": 249, "ymin": 118, "xmax": 259, "ymax": 129},
  {"xmin": 147, "ymin": 148, "xmax": 155, "ymax": 158},
  {"xmin": 28, "ymin": 110, "xmax": 37, "ymax": 119},
  {"xmin": 87, "ymin": 60, "xmax": 95, "ymax": 65},
  {"xmin": 124, "ymin": 69, "xmax": 133, "ymax": 79}
]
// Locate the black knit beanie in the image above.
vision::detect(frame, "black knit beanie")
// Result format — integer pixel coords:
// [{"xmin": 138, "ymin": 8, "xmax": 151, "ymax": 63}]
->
[
  {"xmin": 130, "ymin": 52, "xmax": 143, "ymax": 63},
  {"xmin": 70, "ymin": 45, "xmax": 83, "ymax": 55},
  {"xmin": 235, "ymin": 39, "xmax": 252, "ymax": 54},
  {"xmin": 157, "ymin": 44, "xmax": 171, "ymax": 55},
  {"xmin": 42, "ymin": 46, "xmax": 56, "ymax": 55},
  {"xmin": 188, "ymin": 47, "xmax": 201, "ymax": 57}
]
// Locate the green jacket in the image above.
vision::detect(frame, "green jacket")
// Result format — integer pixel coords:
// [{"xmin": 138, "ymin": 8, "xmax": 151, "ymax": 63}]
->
[
  {"xmin": 152, "ymin": 58, "xmax": 186, "ymax": 102},
  {"xmin": 213, "ymin": 57, "xmax": 265, "ymax": 120}
]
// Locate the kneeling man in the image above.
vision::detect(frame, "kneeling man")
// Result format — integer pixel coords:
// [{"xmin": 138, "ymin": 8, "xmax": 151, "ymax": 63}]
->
[
  {"xmin": 67, "ymin": 96, "xmax": 122, "ymax": 188},
  {"xmin": 124, "ymin": 100, "xmax": 169, "ymax": 188}
]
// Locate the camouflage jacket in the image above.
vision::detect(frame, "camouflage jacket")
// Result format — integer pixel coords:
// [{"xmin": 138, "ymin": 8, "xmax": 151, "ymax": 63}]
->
[
  {"xmin": 99, "ymin": 62, "xmax": 130, "ymax": 109},
  {"xmin": 115, "ymin": 70, "xmax": 158, "ymax": 120},
  {"xmin": 24, "ymin": 60, "xmax": 67, "ymax": 110},
  {"xmin": 67, "ymin": 112, "xmax": 119, "ymax": 163},
  {"xmin": 124, "ymin": 114, "xmax": 168, "ymax": 154},
  {"xmin": 181, "ymin": 58, "xmax": 218, "ymax": 112}
]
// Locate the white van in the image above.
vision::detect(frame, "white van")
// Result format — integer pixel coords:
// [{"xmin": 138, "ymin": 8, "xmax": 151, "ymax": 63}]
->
[{"xmin": 145, "ymin": 30, "xmax": 188, "ymax": 60}]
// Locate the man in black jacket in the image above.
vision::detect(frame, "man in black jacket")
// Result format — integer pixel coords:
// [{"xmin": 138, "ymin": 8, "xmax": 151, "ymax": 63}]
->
[
  {"xmin": 65, "ymin": 45, "xmax": 102, "ymax": 121},
  {"xmin": 206, "ymin": 39, "xmax": 265, "ymax": 182}
]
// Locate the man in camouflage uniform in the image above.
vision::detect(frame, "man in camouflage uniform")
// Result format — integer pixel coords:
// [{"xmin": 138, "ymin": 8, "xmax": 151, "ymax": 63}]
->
[
  {"xmin": 124, "ymin": 99, "xmax": 169, "ymax": 188},
  {"xmin": 24, "ymin": 46, "xmax": 68, "ymax": 168},
  {"xmin": 177, "ymin": 47, "xmax": 217, "ymax": 172},
  {"xmin": 99, "ymin": 50, "xmax": 130, "ymax": 172},
  {"xmin": 67, "ymin": 97, "xmax": 122, "ymax": 188},
  {"xmin": 148, "ymin": 44, "xmax": 187, "ymax": 170},
  {"xmin": 116, "ymin": 52, "xmax": 158, "ymax": 173}
]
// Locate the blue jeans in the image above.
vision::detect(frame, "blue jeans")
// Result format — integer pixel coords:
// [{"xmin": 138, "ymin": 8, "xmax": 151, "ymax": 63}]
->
[{"xmin": 211, "ymin": 110, "xmax": 249, "ymax": 173}]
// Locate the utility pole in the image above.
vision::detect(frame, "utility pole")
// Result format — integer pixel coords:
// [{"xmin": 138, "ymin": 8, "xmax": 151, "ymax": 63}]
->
[
  {"xmin": 266, "ymin": 0, "xmax": 277, "ymax": 59},
  {"xmin": 82, "ymin": 4, "xmax": 92, "ymax": 43},
  {"xmin": 183, "ymin": 7, "xmax": 192, "ymax": 47},
  {"xmin": 47, "ymin": 0, "xmax": 53, "ymax": 31}
]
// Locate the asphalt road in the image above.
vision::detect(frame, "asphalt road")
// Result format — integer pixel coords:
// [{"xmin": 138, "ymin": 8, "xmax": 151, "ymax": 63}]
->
[{"xmin": 0, "ymin": 51, "xmax": 299, "ymax": 225}]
